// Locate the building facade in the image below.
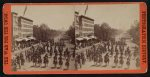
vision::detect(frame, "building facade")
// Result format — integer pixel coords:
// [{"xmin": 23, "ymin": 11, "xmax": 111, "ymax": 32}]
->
[
  {"xmin": 74, "ymin": 11, "xmax": 80, "ymax": 37},
  {"xmin": 18, "ymin": 16, "xmax": 33, "ymax": 38},
  {"xmin": 12, "ymin": 12, "xmax": 33, "ymax": 40},
  {"xmin": 79, "ymin": 15, "xmax": 94, "ymax": 37},
  {"xmin": 12, "ymin": 12, "xmax": 19, "ymax": 39},
  {"xmin": 74, "ymin": 11, "xmax": 94, "ymax": 38}
]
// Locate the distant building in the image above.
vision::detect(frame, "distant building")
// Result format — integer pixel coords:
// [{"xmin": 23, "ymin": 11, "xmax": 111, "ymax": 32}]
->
[{"xmin": 18, "ymin": 16, "xmax": 33, "ymax": 38}]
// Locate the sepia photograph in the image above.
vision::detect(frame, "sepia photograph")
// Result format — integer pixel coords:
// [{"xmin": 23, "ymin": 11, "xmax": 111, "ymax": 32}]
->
[
  {"xmin": 11, "ymin": 5, "xmax": 75, "ymax": 71},
  {"xmin": 11, "ymin": 3, "xmax": 141, "ymax": 72},
  {"xmin": 74, "ymin": 4, "xmax": 140, "ymax": 70}
]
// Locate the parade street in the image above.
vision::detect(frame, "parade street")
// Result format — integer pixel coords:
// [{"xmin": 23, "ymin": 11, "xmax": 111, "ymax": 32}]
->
[
  {"xmin": 17, "ymin": 43, "xmax": 75, "ymax": 71},
  {"xmin": 13, "ymin": 32, "xmax": 76, "ymax": 71},
  {"xmin": 76, "ymin": 31, "xmax": 140, "ymax": 70}
]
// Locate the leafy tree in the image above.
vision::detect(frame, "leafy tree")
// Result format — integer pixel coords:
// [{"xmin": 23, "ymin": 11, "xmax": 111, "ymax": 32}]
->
[
  {"xmin": 94, "ymin": 22, "xmax": 118, "ymax": 41},
  {"xmin": 33, "ymin": 23, "xmax": 61, "ymax": 42},
  {"xmin": 66, "ymin": 25, "xmax": 75, "ymax": 44},
  {"xmin": 127, "ymin": 20, "xmax": 139, "ymax": 45}
]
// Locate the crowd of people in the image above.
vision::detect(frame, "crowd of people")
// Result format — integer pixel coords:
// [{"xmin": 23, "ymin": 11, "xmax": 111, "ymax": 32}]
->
[
  {"xmin": 12, "ymin": 40, "xmax": 37, "ymax": 52},
  {"xmin": 74, "ymin": 38, "xmax": 140, "ymax": 70},
  {"xmin": 76, "ymin": 39, "xmax": 97, "ymax": 50},
  {"xmin": 12, "ymin": 39, "xmax": 76, "ymax": 71},
  {"xmin": 12, "ymin": 37, "xmax": 140, "ymax": 71}
]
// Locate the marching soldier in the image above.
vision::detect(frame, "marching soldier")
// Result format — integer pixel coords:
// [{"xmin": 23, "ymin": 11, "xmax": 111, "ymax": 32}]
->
[
  {"xmin": 20, "ymin": 53, "xmax": 25, "ymax": 66},
  {"xmin": 77, "ymin": 54, "xmax": 82, "ymax": 68},
  {"xmin": 125, "ymin": 46, "xmax": 130, "ymax": 57},
  {"xmin": 98, "ymin": 54, "xmax": 103, "ymax": 66},
  {"xmin": 74, "ymin": 57, "xmax": 78, "ymax": 70},
  {"xmin": 110, "ymin": 45, "xmax": 114, "ymax": 56},
  {"xmin": 126, "ymin": 56, "xmax": 130, "ymax": 69},
  {"xmin": 81, "ymin": 53, "xmax": 86, "ymax": 65},
  {"xmin": 64, "ymin": 48, "xmax": 68, "ymax": 59},
  {"xmin": 58, "ymin": 56, "xmax": 63, "ymax": 68},
  {"xmin": 38, "ymin": 55, "xmax": 42, "ymax": 67},
  {"xmin": 53, "ymin": 55, "xmax": 57, "ymax": 68},
  {"xmin": 104, "ymin": 53, "xmax": 109, "ymax": 66},
  {"xmin": 49, "ymin": 46, "xmax": 53, "ymax": 57},
  {"xmin": 115, "ymin": 47, "xmax": 119, "ymax": 55},
  {"xmin": 32, "ymin": 53, "xmax": 37, "ymax": 67},
  {"xmin": 119, "ymin": 55, "xmax": 124, "ymax": 67},
  {"xmin": 65, "ymin": 57, "xmax": 70, "ymax": 70},
  {"xmin": 114, "ymin": 54, "xmax": 118, "ymax": 67},
  {"xmin": 93, "ymin": 53, "xmax": 98, "ymax": 65},
  {"xmin": 107, "ymin": 41, "xmax": 110, "ymax": 49},
  {"xmin": 136, "ymin": 57, "xmax": 140, "ymax": 68},
  {"xmin": 16, "ymin": 54, "xmax": 21, "ymax": 69},
  {"xmin": 43, "ymin": 54, "xmax": 49, "ymax": 67}
]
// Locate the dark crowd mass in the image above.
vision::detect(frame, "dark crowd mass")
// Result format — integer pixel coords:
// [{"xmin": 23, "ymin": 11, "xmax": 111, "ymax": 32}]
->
[
  {"xmin": 74, "ymin": 38, "xmax": 140, "ymax": 70},
  {"xmin": 11, "ymin": 37, "xmax": 140, "ymax": 71},
  {"xmin": 12, "ymin": 39, "xmax": 76, "ymax": 71}
]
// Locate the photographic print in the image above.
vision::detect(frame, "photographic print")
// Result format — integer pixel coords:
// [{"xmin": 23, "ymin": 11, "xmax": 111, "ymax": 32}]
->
[
  {"xmin": 75, "ymin": 4, "xmax": 140, "ymax": 70},
  {"xmin": 3, "ymin": 2, "xmax": 147, "ymax": 74}
]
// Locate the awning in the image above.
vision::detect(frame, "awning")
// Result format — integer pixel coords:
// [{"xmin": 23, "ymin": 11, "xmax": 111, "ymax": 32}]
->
[
  {"xmin": 76, "ymin": 37, "xmax": 84, "ymax": 41},
  {"xmin": 90, "ymin": 36, "xmax": 97, "ymax": 39},
  {"xmin": 83, "ymin": 36, "xmax": 91, "ymax": 40},
  {"xmin": 28, "ymin": 36, "xmax": 36, "ymax": 40},
  {"xmin": 23, "ymin": 38, "xmax": 30, "ymax": 41},
  {"xmin": 15, "ymin": 38, "xmax": 24, "ymax": 42}
]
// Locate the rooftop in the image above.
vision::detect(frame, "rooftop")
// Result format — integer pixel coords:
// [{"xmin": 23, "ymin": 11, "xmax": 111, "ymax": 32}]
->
[
  {"xmin": 80, "ymin": 15, "xmax": 94, "ymax": 21},
  {"xmin": 19, "ymin": 16, "xmax": 33, "ymax": 22}
]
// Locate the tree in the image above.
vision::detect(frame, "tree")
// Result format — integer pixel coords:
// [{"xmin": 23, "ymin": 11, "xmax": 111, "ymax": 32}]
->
[
  {"xmin": 33, "ymin": 23, "xmax": 62, "ymax": 42},
  {"xmin": 94, "ymin": 22, "xmax": 118, "ymax": 41},
  {"xmin": 127, "ymin": 20, "xmax": 139, "ymax": 45},
  {"xmin": 66, "ymin": 25, "xmax": 75, "ymax": 44}
]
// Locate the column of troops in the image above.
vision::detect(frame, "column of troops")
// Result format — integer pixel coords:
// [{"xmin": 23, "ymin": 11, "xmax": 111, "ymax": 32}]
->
[
  {"xmin": 74, "ymin": 39, "xmax": 140, "ymax": 69},
  {"xmin": 12, "ymin": 39, "xmax": 76, "ymax": 71}
]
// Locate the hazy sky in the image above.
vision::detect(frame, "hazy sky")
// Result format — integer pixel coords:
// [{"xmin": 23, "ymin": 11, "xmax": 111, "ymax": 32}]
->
[{"xmin": 12, "ymin": 4, "xmax": 139, "ymax": 31}]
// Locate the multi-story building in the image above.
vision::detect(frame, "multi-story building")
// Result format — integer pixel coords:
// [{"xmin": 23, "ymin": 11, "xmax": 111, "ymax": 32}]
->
[
  {"xmin": 74, "ymin": 11, "xmax": 80, "ymax": 37},
  {"xmin": 12, "ymin": 12, "xmax": 33, "ymax": 40},
  {"xmin": 12, "ymin": 12, "xmax": 19, "ymax": 39},
  {"xmin": 74, "ymin": 11, "xmax": 94, "ymax": 40},
  {"xmin": 18, "ymin": 16, "xmax": 33, "ymax": 38},
  {"xmin": 79, "ymin": 15, "xmax": 94, "ymax": 37}
]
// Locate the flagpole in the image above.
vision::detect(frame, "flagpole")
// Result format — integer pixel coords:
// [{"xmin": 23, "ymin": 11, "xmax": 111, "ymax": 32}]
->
[
  {"xmin": 23, "ymin": 5, "xmax": 27, "ymax": 16},
  {"xmin": 84, "ymin": 5, "xmax": 88, "ymax": 16}
]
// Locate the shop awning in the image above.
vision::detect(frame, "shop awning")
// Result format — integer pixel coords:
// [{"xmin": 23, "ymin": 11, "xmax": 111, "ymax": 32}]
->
[
  {"xmin": 15, "ymin": 38, "xmax": 24, "ymax": 42},
  {"xmin": 83, "ymin": 36, "xmax": 91, "ymax": 40},
  {"xmin": 76, "ymin": 37, "xmax": 84, "ymax": 41},
  {"xmin": 28, "ymin": 36, "xmax": 36, "ymax": 40},
  {"xmin": 90, "ymin": 36, "xmax": 97, "ymax": 39},
  {"xmin": 23, "ymin": 38, "xmax": 30, "ymax": 41}
]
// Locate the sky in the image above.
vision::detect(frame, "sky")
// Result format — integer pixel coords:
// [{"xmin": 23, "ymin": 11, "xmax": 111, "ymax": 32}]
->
[{"xmin": 12, "ymin": 4, "xmax": 139, "ymax": 31}]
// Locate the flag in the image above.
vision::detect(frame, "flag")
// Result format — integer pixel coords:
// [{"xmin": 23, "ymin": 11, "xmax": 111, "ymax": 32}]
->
[
  {"xmin": 23, "ymin": 6, "xmax": 27, "ymax": 16},
  {"xmin": 84, "ymin": 5, "xmax": 88, "ymax": 15},
  {"xmin": 74, "ymin": 11, "xmax": 79, "ymax": 25}
]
